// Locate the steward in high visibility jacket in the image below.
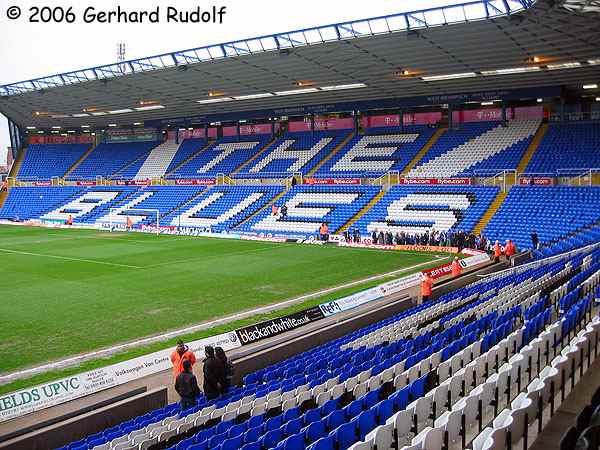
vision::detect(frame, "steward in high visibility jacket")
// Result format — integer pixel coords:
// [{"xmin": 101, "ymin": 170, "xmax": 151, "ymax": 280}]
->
[
  {"xmin": 451, "ymin": 257, "xmax": 462, "ymax": 277},
  {"xmin": 421, "ymin": 273, "xmax": 433, "ymax": 302}
]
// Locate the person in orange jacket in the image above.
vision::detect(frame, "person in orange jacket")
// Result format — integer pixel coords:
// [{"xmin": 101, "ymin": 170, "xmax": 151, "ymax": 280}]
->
[
  {"xmin": 451, "ymin": 257, "xmax": 462, "ymax": 278},
  {"xmin": 126, "ymin": 216, "xmax": 133, "ymax": 230},
  {"xmin": 319, "ymin": 222, "xmax": 329, "ymax": 241},
  {"xmin": 505, "ymin": 239, "xmax": 516, "ymax": 259},
  {"xmin": 171, "ymin": 340, "xmax": 196, "ymax": 379},
  {"xmin": 421, "ymin": 272, "xmax": 433, "ymax": 303},
  {"xmin": 493, "ymin": 240, "xmax": 502, "ymax": 263},
  {"xmin": 66, "ymin": 214, "xmax": 73, "ymax": 226}
]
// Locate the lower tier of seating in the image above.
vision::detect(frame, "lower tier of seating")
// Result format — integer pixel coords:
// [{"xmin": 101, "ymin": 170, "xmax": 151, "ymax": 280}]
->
[
  {"xmin": 2, "ymin": 186, "xmax": 600, "ymax": 251},
  {"xmin": 58, "ymin": 241, "xmax": 600, "ymax": 450}
]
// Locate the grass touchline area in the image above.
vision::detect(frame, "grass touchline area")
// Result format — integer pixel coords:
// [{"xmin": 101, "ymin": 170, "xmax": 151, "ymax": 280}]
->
[{"xmin": 0, "ymin": 256, "xmax": 449, "ymax": 397}]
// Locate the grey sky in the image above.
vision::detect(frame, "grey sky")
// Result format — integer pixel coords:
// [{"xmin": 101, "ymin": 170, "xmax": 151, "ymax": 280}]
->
[{"xmin": 0, "ymin": 0, "xmax": 457, "ymax": 163}]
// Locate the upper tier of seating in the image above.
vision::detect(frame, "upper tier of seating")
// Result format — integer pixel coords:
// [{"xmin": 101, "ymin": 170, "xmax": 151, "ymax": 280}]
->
[
  {"xmin": 238, "ymin": 185, "xmax": 381, "ymax": 238},
  {"xmin": 236, "ymin": 131, "xmax": 350, "ymax": 178},
  {"xmin": 314, "ymin": 127, "xmax": 435, "ymax": 178},
  {"xmin": 135, "ymin": 140, "xmax": 181, "ymax": 180},
  {"xmin": 165, "ymin": 139, "xmax": 208, "ymax": 175},
  {"xmin": 485, "ymin": 186, "xmax": 600, "ymax": 250},
  {"xmin": 67, "ymin": 141, "xmax": 161, "ymax": 180},
  {"xmin": 171, "ymin": 137, "xmax": 272, "ymax": 178},
  {"xmin": 408, "ymin": 120, "xmax": 540, "ymax": 178},
  {"xmin": 59, "ymin": 239, "xmax": 600, "ymax": 450},
  {"xmin": 18, "ymin": 144, "xmax": 91, "ymax": 180},
  {"xmin": 525, "ymin": 121, "xmax": 600, "ymax": 175},
  {"xmin": 353, "ymin": 185, "xmax": 499, "ymax": 236}
]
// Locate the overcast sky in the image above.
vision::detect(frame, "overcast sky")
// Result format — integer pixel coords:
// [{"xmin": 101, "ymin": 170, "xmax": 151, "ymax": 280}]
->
[{"xmin": 0, "ymin": 0, "xmax": 457, "ymax": 163}]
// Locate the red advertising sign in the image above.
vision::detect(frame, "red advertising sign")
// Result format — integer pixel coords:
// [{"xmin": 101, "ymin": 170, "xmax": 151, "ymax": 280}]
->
[
  {"xmin": 222, "ymin": 126, "xmax": 238, "ymax": 137},
  {"xmin": 314, "ymin": 117, "xmax": 354, "ymax": 131},
  {"xmin": 422, "ymin": 262, "xmax": 453, "ymax": 280},
  {"xmin": 174, "ymin": 178, "xmax": 216, "ymax": 186},
  {"xmin": 399, "ymin": 178, "xmax": 472, "ymax": 185},
  {"xmin": 33, "ymin": 181, "xmax": 52, "ymax": 187},
  {"xmin": 208, "ymin": 127, "xmax": 218, "ymax": 138},
  {"xmin": 304, "ymin": 178, "xmax": 361, "ymax": 185},
  {"xmin": 75, "ymin": 181, "xmax": 97, "ymax": 186},
  {"xmin": 288, "ymin": 120, "xmax": 312, "ymax": 132},
  {"xmin": 362, "ymin": 112, "xmax": 442, "ymax": 129},
  {"xmin": 404, "ymin": 112, "xmax": 443, "ymax": 126},
  {"xmin": 240, "ymin": 124, "xmax": 273, "ymax": 136},
  {"xmin": 28, "ymin": 135, "xmax": 94, "ymax": 145},
  {"xmin": 519, "ymin": 177, "xmax": 554, "ymax": 186},
  {"xmin": 513, "ymin": 106, "xmax": 543, "ymax": 120},
  {"xmin": 115, "ymin": 179, "xmax": 152, "ymax": 186}
]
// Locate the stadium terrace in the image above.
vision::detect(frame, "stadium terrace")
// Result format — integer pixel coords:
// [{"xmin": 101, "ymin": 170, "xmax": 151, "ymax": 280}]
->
[{"xmin": 0, "ymin": 1, "xmax": 600, "ymax": 450}]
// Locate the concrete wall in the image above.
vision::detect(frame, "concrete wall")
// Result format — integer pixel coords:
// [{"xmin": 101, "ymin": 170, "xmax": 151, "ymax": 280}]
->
[{"xmin": 0, "ymin": 388, "xmax": 167, "ymax": 450}]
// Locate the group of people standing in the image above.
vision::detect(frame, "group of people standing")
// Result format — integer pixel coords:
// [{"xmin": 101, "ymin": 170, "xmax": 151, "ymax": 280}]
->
[
  {"xmin": 368, "ymin": 228, "xmax": 488, "ymax": 252},
  {"xmin": 170, "ymin": 340, "xmax": 233, "ymax": 410}
]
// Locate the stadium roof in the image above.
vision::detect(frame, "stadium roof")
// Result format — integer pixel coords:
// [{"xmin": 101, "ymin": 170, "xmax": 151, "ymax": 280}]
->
[{"xmin": 0, "ymin": 0, "xmax": 599, "ymax": 129}]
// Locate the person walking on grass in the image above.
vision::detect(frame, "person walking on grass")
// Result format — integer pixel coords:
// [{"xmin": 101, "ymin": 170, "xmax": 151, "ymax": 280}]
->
[{"xmin": 175, "ymin": 359, "xmax": 200, "ymax": 411}]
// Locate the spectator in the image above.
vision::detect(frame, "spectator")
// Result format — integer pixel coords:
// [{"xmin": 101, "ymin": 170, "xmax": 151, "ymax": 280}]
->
[
  {"xmin": 175, "ymin": 359, "xmax": 200, "ymax": 410},
  {"xmin": 353, "ymin": 228, "xmax": 361, "ymax": 243},
  {"xmin": 386, "ymin": 231, "xmax": 393, "ymax": 245},
  {"xmin": 371, "ymin": 229, "xmax": 378, "ymax": 245},
  {"xmin": 395, "ymin": 232, "xmax": 401, "ymax": 245},
  {"xmin": 170, "ymin": 340, "xmax": 196, "ymax": 379},
  {"xmin": 215, "ymin": 347, "xmax": 234, "ymax": 394},
  {"xmin": 493, "ymin": 240, "xmax": 502, "ymax": 263},
  {"xmin": 66, "ymin": 214, "xmax": 73, "ymax": 226},
  {"xmin": 451, "ymin": 257, "xmax": 462, "ymax": 278},
  {"xmin": 280, "ymin": 205, "xmax": 288, "ymax": 218},
  {"xmin": 203, "ymin": 346, "xmax": 225, "ymax": 400},
  {"xmin": 531, "ymin": 230, "xmax": 539, "ymax": 250},
  {"xmin": 271, "ymin": 204, "xmax": 278, "ymax": 216},
  {"xmin": 420, "ymin": 272, "xmax": 433, "ymax": 303},
  {"xmin": 378, "ymin": 230, "xmax": 385, "ymax": 246}
]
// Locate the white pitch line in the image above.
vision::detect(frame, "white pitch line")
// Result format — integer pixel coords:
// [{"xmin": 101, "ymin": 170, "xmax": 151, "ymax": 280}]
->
[
  {"xmin": 0, "ymin": 247, "xmax": 143, "ymax": 269},
  {"xmin": 0, "ymin": 256, "xmax": 446, "ymax": 385}
]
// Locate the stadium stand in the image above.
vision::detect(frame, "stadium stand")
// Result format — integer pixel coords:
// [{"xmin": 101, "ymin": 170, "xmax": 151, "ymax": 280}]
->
[
  {"xmin": 238, "ymin": 185, "xmax": 381, "ymax": 238},
  {"xmin": 314, "ymin": 126, "xmax": 436, "ymax": 178},
  {"xmin": 0, "ymin": 186, "xmax": 82, "ymax": 220},
  {"xmin": 237, "ymin": 131, "xmax": 350, "ymax": 178},
  {"xmin": 484, "ymin": 186, "xmax": 600, "ymax": 251},
  {"xmin": 94, "ymin": 186, "xmax": 208, "ymax": 228},
  {"xmin": 353, "ymin": 186, "xmax": 499, "ymax": 236},
  {"xmin": 17, "ymin": 144, "xmax": 91, "ymax": 180},
  {"xmin": 165, "ymin": 139, "xmax": 208, "ymax": 175},
  {"xmin": 163, "ymin": 185, "xmax": 284, "ymax": 232},
  {"xmin": 407, "ymin": 120, "xmax": 541, "ymax": 178},
  {"xmin": 67, "ymin": 141, "xmax": 161, "ymax": 180},
  {"xmin": 57, "ymin": 242, "xmax": 600, "ymax": 450},
  {"xmin": 525, "ymin": 121, "xmax": 600, "ymax": 175},
  {"xmin": 135, "ymin": 139, "xmax": 181, "ymax": 180},
  {"xmin": 170, "ymin": 137, "xmax": 272, "ymax": 179}
]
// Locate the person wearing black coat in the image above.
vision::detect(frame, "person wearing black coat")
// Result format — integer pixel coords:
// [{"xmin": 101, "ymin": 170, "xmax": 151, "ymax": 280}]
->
[
  {"xmin": 371, "ymin": 230, "xmax": 378, "ymax": 245},
  {"xmin": 203, "ymin": 346, "xmax": 225, "ymax": 400},
  {"xmin": 175, "ymin": 359, "xmax": 200, "ymax": 410},
  {"xmin": 531, "ymin": 230, "xmax": 539, "ymax": 250}
]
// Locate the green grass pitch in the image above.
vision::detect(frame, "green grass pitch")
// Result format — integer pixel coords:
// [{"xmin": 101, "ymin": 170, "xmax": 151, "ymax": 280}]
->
[{"xmin": 0, "ymin": 225, "xmax": 441, "ymax": 375}]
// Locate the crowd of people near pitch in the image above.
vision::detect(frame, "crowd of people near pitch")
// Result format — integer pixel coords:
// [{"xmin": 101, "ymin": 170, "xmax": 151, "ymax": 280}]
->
[{"xmin": 170, "ymin": 341, "xmax": 233, "ymax": 409}]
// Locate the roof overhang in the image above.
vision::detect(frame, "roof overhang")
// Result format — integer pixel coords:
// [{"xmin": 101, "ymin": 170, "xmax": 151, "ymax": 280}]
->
[{"xmin": 1, "ymin": 0, "xmax": 599, "ymax": 129}]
